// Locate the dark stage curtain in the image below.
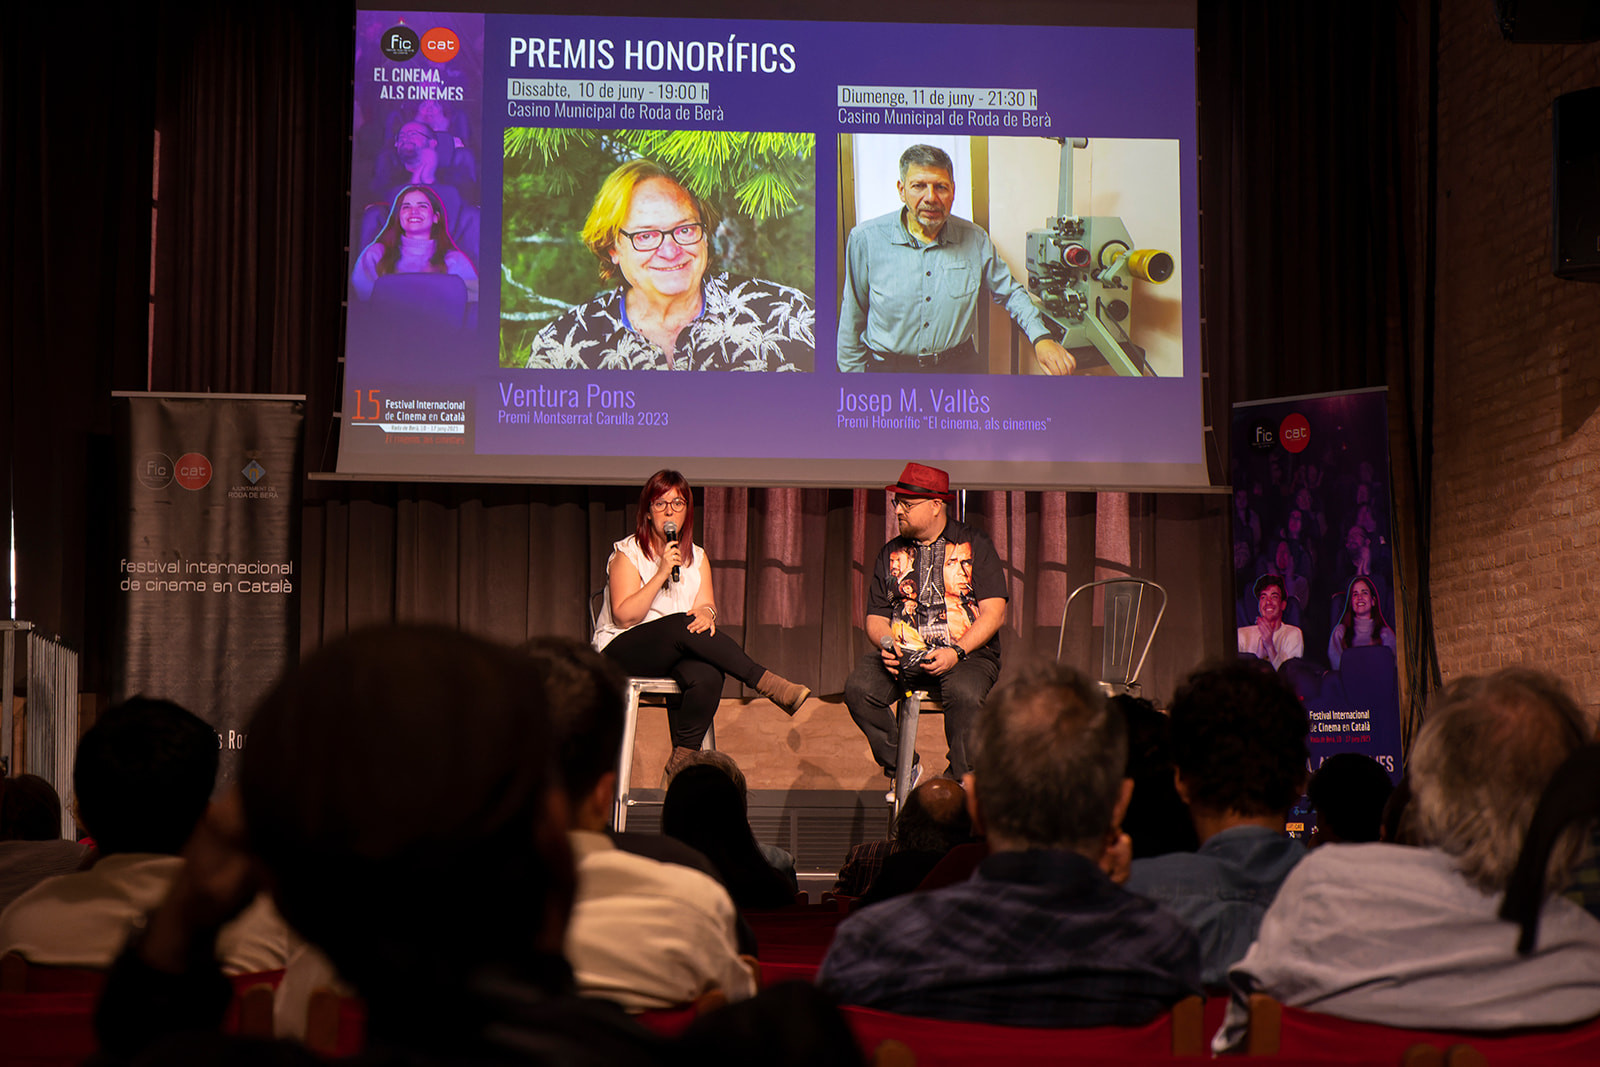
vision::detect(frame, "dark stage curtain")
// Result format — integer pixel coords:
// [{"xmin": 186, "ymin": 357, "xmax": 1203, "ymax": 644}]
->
[
  {"xmin": 300, "ymin": 481, "xmax": 1227, "ymax": 705},
  {"xmin": 7, "ymin": 1, "xmax": 1431, "ymax": 721}
]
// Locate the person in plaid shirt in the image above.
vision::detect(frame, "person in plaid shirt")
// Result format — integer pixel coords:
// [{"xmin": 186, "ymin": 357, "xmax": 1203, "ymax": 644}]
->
[{"xmin": 818, "ymin": 660, "xmax": 1201, "ymax": 1026}]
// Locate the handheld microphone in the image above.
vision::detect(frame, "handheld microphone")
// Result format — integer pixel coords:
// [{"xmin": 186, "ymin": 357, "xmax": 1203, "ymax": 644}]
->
[
  {"xmin": 880, "ymin": 634, "xmax": 906, "ymax": 695},
  {"xmin": 664, "ymin": 521, "xmax": 680, "ymax": 582}
]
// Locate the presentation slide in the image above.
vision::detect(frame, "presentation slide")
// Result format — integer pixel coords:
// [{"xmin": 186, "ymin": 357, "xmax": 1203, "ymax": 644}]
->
[{"xmin": 338, "ymin": 8, "xmax": 1203, "ymax": 489}]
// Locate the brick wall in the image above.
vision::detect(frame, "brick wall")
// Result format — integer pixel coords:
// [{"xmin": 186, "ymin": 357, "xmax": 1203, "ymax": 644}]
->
[{"xmin": 1430, "ymin": 1, "xmax": 1600, "ymax": 701}]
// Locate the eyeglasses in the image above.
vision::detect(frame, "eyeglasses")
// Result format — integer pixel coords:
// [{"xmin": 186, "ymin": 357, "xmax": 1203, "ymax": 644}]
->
[
  {"xmin": 651, "ymin": 498, "xmax": 687, "ymax": 513},
  {"xmin": 617, "ymin": 222, "xmax": 705, "ymax": 252},
  {"xmin": 892, "ymin": 496, "xmax": 934, "ymax": 512}
]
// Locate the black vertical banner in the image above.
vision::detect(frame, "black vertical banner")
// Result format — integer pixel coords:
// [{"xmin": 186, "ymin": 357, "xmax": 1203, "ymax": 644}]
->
[{"xmin": 111, "ymin": 394, "xmax": 304, "ymax": 787}]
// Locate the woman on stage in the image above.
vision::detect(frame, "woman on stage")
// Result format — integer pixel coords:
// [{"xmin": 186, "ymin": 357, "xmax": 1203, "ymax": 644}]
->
[{"xmin": 594, "ymin": 470, "xmax": 811, "ymax": 778}]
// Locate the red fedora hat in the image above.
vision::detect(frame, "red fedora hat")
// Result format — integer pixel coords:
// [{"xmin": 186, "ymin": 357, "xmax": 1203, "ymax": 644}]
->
[{"xmin": 886, "ymin": 462, "xmax": 955, "ymax": 502}]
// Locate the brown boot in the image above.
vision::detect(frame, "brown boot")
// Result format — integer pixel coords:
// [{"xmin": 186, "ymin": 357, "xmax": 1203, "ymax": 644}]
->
[
  {"xmin": 756, "ymin": 670, "xmax": 811, "ymax": 717},
  {"xmin": 661, "ymin": 745, "xmax": 698, "ymax": 787}
]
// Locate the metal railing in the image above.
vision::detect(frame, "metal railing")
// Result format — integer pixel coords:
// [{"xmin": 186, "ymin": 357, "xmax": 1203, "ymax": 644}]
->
[{"xmin": 1, "ymin": 622, "xmax": 80, "ymax": 839}]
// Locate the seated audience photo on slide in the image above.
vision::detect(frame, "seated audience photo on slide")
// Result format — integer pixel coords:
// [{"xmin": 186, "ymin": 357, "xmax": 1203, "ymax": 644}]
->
[
  {"xmin": 350, "ymin": 184, "xmax": 480, "ymax": 315},
  {"xmin": 507, "ymin": 129, "xmax": 816, "ymax": 372},
  {"xmin": 837, "ymin": 135, "xmax": 1181, "ymax": 376}
]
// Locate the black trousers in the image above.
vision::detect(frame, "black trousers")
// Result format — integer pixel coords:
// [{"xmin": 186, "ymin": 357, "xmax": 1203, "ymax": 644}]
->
[
  {"xmin": 842, "ymin": 649, "xmax": 1000, "ymax": 778},
  {"xmin": 602, "ymin": 613, "xmax": 766, "ymax": 749}
]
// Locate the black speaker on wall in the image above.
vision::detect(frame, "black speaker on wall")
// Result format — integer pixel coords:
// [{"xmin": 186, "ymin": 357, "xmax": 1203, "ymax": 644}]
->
[
  {"xmin": 1554, "ymin": 86, "xmax": 1600, "ymax": 282},
  {"xmin": 1498, "ymin": 0, "xmax": 1600, "ymax": 43}
]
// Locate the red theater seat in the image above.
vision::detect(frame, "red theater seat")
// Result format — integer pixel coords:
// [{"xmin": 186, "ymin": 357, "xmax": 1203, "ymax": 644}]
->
[
  {"xmin": 842, "ymin": 995, "xmax": 1207, "ymax": 1066},
  {"xmin": 0, "ymin": 992, "xmax": 99, "ymax": 1067},
  {"xmin": 1246, "ymin": 994, "xmax": 1600, "ymax": 1065}
]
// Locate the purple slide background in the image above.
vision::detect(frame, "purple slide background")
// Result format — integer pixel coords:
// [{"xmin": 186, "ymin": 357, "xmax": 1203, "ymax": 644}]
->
[{"xmin": 340, "ymin": 10, "xmax": 1204, "ymax": 487}]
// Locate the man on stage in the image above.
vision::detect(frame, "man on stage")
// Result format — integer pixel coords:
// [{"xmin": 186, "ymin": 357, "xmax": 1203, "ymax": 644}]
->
[
  {"xmin": 837, "ymin": 143, "xmax": 1075, "ymax": 375},
  {"xmin": 844, "ymin": 463, "xmax": 1008, "ymax": 795}
]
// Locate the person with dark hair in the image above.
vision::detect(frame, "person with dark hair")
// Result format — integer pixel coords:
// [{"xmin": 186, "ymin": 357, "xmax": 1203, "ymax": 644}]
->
[
  {"xmin": 856, "ymin": 776, "xmax": 975, "ymax": 905},
  {"xmin": 0, "ymin": 774, "xmax": 92, "ymax": 914},
  {"xmin": 1215, "ymin": 667, "xmax": 1600, "ymax": 1051},
  {"xmin": 523, "ymin": 637, "xmax": 757, "ymax": 1010},
  {"xmin": 0, "ymin": 774, "xmax": 66, "ymax": 842},
  {"xmin": 94, "ymin": 626, "xmax": 865, "ymax": 1066},
  {"xmin": 838, "ymin": 143, "xmax": 1075, "ymax": 375},
  {"xmin": 349, "ymin": 184, "xmax": 478, "ymax": 302},
  {"xmin": 670, "ymin": 750, "xmax": 799, "ymax": 892},
  {"xmin": 0, "ymin": 698, "xmax": 288, "ymax": 973},
  {"xmin": 525, "ymin": 158, "xmax": 813, "ymax": 371},
  {"xmin": 1125, "ymin": 662, "xmax": 1309, "ymax": 988},
  {"xmin": 594, "ymin": 469, "xmax": 810, "ymax": 781},
  {"xmin": 1307, "ymin": 753, "xmax": 1394, "ymax": 846},
  {"xmin": 1236, "ymin": 573, "xmax": 1304, "ymax": 669},
  {"xmin": 844, "ymin": 462, "xmax": 1008, "ymax": 796},
  {"xmin": 369, "ymin": 120, "xmax": 478, "ymax": 203},
  {"xmin": 1327, "ymin": 575, "xmax": 1395, "ymax": 670},
  {"xmin": 662, "ymin": 764, "xmax": 796, "ymax": 910},
  {"xmin": 819, "ymin": 659, "xmax": 1199, "ymax": 1026},
  {"xmin": 1111, "ymin": 695, "xmax": 1199, "ymax": 860}
]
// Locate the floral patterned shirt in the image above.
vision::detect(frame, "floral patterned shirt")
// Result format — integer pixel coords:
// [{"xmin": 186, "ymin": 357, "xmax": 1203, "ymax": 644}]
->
[{"xmin": 525, "ymin": 272, "xmax": 814, "ymax": 372}]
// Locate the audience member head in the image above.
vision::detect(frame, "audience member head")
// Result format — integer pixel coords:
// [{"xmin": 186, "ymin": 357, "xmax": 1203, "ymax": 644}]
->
[
  {"xmin": 1111, "ymin": 694, "xmax": 1199, "ymax": 858},
  {"xmin": 240, "ymin": 626, "xmax": 570, "ymax": 1005},
  {"xmin": 662, "ymin": 762, "xmax": 793, "ymax": 908},
  {"xmin": 671, "ymin": 749, "xmax": 749, "ymax": 806},
  {"xmin": 967, "ymin": 659, "xmax": 1127, "ymax": 857},
  {"xmin": 1335, "ymin": 575, "xmax": 1391, "ymax": 648},
  {"xmin": 1406, "ymin": 667, "xmax": 1589, "ymax": 893},
  {"xmin": 0, "ymin": 774, "xmax": 64, "ymax": 841},
  {"xmin": 1307, "ymin": 753, "xmax": 1394, "ymax": 846},
  {"xmin": 371, "ymin": 184, "xmax": 463, "ymax": 276},
  {"xmin": 519, "ymin": 635, "xmax": 627, "ymax": 830},
  {"xmin": 1167, "ymin": 661, "xmax": 1308, "ymax": 832},
  {"xmin": 891, "ymin": 777, "xmax": 973, "ymax": 854},
  {"xmin": 1253, "ymin": 574, "xmax": 1287, "ymax": 625},
  {"xmin": 393, "ymin": 119, "xmax": 437, "ymax": 165},
  {"xmin": 73, "ymin": 697, "xmax": 217, "ymax": 856}
]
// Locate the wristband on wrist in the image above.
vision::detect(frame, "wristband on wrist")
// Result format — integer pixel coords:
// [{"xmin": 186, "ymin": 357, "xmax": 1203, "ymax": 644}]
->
[
  {"xmin": 702, "ymin": 605, "xmax": 716, "ymax": 618},
  {"xmin": 952, "ymin": 645, "xmax": 968, "ymax": 661}
]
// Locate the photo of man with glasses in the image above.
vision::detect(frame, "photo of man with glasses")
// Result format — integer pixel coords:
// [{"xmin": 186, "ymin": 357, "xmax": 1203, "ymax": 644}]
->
[
  {"xmin": 523, "ymin": 157, "xmax": 815, "ymax": 372},
  {"xmin": 845, "ymin": 463, "xmax": 1008, "ymax": 791}
]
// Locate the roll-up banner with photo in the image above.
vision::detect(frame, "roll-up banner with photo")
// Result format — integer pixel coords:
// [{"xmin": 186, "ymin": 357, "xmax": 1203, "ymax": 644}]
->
[
  {"xmin": 111, "ymin": 393, "xmax": 305, "ymax": 787},
  {"xmin": 1230, "ymin": 388, "xmax": 1403, "ymax": 787}
]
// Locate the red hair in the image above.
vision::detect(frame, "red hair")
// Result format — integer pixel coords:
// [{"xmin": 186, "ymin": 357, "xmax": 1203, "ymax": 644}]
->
[{"xmin": 634, "ymin": 469, "xmax": 695, "ymax": 567}]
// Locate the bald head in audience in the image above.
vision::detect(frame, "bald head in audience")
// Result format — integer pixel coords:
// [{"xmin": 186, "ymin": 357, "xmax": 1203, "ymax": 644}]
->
[
  {"xmin": 965, "ymin": 659, "xmax": 1130, "ymax": 859},
  {"xmin": 893, "ymin": 777, "xmax": 971, "ymax": 853}
]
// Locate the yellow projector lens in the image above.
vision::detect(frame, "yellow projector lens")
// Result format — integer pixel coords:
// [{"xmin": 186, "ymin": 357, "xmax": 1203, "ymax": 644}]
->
[{"xmin": 1126, "ymin": 249, "xmax": 1174, "ymax": 283}]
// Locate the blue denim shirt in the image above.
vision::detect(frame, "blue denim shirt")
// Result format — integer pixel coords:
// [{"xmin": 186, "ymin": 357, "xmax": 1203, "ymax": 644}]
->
[
  {"xmin": 1126, "ymin": 825, "xmax": 1305, "ymax": 989},
  {"xmin": 836, "ymin": 210, "xmax": 1052, "ymax": 371}
]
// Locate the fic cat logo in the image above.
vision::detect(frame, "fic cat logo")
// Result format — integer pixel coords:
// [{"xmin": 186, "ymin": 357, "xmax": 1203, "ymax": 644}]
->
[
  {"xmin": 421, "ymin": 27, "xmax": 459, "ymax": 63},
  {"xmin": 381, "ymin": 24, "xmax": 420, "ymax": 62},
  {"xmin": 175, "ymin": 452, "xmax": 213, "ymax": 491},
  {"xmin": 137, "ymin": 452, "xmax": 174, "ymax": 490}
]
